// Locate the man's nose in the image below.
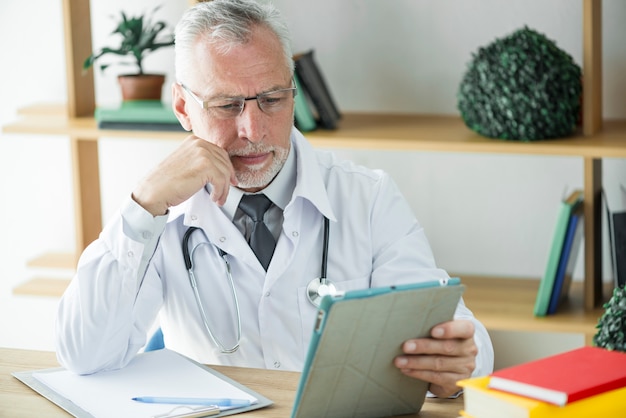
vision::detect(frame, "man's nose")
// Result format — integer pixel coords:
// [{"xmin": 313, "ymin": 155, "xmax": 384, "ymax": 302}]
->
[{"xmin": 237, "ymin": 99, "xmax": 265, "ymax": 142}]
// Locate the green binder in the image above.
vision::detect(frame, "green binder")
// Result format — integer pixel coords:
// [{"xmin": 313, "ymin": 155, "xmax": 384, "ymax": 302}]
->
[{"xmin": 95, "ymin": 101, "xmax": 184, "ymax": 131}]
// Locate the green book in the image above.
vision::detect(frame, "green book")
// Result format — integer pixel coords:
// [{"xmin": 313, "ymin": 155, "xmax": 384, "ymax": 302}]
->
[
  {"xmin": 95, "ymin": 100, "xmax": 184, "ymax": 131},
  {"xmin": 293, "ymin": 73, "xmax": 317, "ymax": 132},
  {"xmin": 534, "ymin": 189, "xmax": 584, "ymax": 316}
]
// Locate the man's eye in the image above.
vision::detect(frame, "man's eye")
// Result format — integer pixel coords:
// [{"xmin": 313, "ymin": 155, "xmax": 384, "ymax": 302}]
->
[
  {"xmin": 216, "ymin": 102, "xmax": 241, "ymax": 111},
  {"xmin": 261, "ymin": 96, "xmax": 283, "ymax": 106}
]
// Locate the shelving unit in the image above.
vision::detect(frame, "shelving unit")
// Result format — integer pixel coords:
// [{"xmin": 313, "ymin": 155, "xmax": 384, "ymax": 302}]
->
[{"xmin": 2, "ymin": 0, "xmax": 617, "ymax": 341}]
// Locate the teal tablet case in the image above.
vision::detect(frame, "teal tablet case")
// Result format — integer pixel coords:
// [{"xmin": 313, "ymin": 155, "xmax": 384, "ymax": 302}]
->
[{"xmin": 291, "ymin": 278, "xmax": 464, "ymax": 418}]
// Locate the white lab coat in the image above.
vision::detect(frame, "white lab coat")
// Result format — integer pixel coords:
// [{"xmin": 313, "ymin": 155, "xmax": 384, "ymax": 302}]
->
[{"xmin": 56, "ymin": 128, "xmax": 493, "ymax": 376}]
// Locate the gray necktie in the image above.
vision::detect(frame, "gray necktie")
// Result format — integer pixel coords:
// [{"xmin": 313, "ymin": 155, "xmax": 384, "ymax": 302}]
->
[{"xmin": 239, "ymin": 194, "xmax": 276, "ymax": 270}]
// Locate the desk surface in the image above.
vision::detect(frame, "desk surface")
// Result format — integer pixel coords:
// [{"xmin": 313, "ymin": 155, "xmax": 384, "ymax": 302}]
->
[{"xmin": 1, "ymin": 347, "xmax": 463, "ymax": 417}]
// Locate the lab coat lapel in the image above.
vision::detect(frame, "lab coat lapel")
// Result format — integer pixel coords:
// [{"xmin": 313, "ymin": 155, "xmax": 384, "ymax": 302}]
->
[
  {"xmin": 261, "ymin": 197, "xmax": 302, "ymax": 288},
  {"xmin": 290, "ymin": 130, "xmax": 336, "ymax": 222},
  {"xmin": 181, "ymin": 189, "xmax": 263, "ymax": 271}
]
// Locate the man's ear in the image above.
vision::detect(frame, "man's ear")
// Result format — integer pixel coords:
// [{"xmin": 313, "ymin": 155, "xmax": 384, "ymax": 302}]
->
[{"xmin": 172, "ymin": 83, "xmax": 192, "ymax": 132}]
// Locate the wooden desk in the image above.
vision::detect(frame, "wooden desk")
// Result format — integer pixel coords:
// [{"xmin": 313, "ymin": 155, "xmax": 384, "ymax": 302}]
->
[{"xmin": 1, "ymin": 347, "xmax": 463, "ymax": 417}]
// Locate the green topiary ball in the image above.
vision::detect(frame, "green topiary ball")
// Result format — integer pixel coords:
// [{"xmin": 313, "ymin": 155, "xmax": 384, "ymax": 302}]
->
[
  {"xmin": 457, "ymin": 26, "xmax": 582, "ymax": 141},
  {"xmin": 594, "ymin": 286, "xmax": 626, "ymax": 352}
]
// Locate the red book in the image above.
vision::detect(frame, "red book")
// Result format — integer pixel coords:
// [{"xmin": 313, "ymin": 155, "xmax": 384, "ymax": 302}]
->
[{"xmin": 488, "ymin": 346, "xmax": 626, "ymax": 406}]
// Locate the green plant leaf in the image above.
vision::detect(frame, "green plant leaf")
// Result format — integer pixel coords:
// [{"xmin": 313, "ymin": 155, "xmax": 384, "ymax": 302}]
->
[{"xmin": 82, "ymin": 4, "xmax": 174, "ymax": 75}]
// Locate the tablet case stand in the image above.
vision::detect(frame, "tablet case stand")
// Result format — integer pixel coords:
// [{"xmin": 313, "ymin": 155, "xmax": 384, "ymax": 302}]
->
[{"xmin": 291, "ymin": 278, "xmax": 464, "ymax": 418}]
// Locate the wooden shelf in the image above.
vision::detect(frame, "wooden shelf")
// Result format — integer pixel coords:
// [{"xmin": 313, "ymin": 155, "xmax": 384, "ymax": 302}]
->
[
  {"xmin": 12, "ymin": 278, "xmax": 70, "ymax": 298},
  {"xmin": 309, "ymin": 115, "xmax": 626, "ymax": 158},
  {"xmin": 26, "ymin": 252, "xmax": 76, "ymax": 269},
  {"xmin": 4, "ymin": 108, "xmax": 624, "ymax": 310},
  {"xmin": 12, "ymin": 247, "xmax": 606, "ymax": 338},
  {"xmin": 4, "ymin": 107, "xmax": 623, "ymax": 310},
  {"xmin": 10, "ymin": 273, "xmax": 603, "ymax": 345},
  {"xmin": 11, "ymin": 254, "xmax": 606, "ymax": 340},
  {"xmin": 5, "ymin": 108, "xmax": 626, "ymax": 158},
  {"xmin": 461, "ymin": 276, "xmax": 606, "ymax": 345},
  {"xmin": 11, "ymin": 252, "xmax": 75, "ymax": 298},
  {"xmin": 3, "ymin": 105, "xmax": 187, "ymax": 141}
]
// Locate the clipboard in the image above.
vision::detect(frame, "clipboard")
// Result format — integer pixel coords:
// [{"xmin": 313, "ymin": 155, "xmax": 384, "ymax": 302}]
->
[
  {"xmin": 12, "ymin": 349, "xmax": 272, "ymax": 418},
  {"xmin": 291, "ymin": 278, "xmax": 465, "ymax": 418}
]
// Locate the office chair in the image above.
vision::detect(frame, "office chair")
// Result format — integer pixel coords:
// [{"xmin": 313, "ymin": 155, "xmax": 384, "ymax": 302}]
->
[{"xmin": 144, "ymin": 327, "xmax": 165, "ymax": 351}]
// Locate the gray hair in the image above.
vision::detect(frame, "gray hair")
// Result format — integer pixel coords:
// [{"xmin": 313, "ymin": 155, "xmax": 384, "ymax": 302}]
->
[{"xmin": 175, "ymin": 0, "xmax": 294, "ymax": 82}]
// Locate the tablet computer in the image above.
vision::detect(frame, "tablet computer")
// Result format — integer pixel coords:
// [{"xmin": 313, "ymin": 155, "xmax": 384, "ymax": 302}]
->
[{"xmin": 291, "ymin": 278, "xmax": 464, "ymax": 418}]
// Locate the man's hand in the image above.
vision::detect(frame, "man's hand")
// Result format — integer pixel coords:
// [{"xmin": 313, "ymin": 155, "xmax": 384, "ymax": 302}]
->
[
  {"xmin": 394, "ymin": 319, "xmax": 478, "ymax": 398},
  {"xmin": 132, "ymin": 135, "xmax": 237, "ymax": 216}
]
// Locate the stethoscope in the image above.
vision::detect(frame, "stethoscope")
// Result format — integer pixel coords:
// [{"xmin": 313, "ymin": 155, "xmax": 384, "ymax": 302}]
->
[{"xmin": 182, "ymin": 216, "xmax": 335, "ymax": 354}]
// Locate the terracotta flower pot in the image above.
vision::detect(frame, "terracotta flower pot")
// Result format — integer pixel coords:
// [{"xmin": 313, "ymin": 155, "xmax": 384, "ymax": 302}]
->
[{"xmin": 118, "ymin": 74, "xmax": 166, "ymax": 101}]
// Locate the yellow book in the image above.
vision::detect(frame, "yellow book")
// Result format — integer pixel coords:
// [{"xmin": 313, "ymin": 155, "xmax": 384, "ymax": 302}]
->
[{"xmin": 458, "ymin": 376, "xmax": 626, "ymax": 418}]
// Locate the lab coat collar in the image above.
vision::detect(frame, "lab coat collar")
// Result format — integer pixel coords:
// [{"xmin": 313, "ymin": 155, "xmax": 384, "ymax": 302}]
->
[
  {"xmin": 290, "ymin": 128, "xmax": 336, "ymax": 222},
  {"xmin": 172, "ymin": 189, "xmax": 261, "ymax": 268}
]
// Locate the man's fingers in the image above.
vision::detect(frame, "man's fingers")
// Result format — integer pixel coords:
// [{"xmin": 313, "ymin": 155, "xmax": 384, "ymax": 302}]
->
[
  {"xmin": 138, "ymin": 135, "xmax": 236, "ymax": 209},
  {"xmin": 395, "ymin": 351, "xmax": 475, "ymax": 373},
  {"xmin": 402, "ymin": 335, "xmax": 476, "ymax": 357},
  {"xmin": 431, "ymin": 320, "xmax": 475, "ymax": 340}
]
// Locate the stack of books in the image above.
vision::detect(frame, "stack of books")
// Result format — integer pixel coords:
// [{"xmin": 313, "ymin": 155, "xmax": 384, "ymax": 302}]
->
[
  {"xmin": 292, "ymin": 49, "xmax": 341, "ymax": 132},
  {"xmin": 534, "ymin": 189, "xmax": 584, "ymax": 316},
  {"xmin": 95, "ymin": 100, "xmax": 185, "ymax": 132},
  {"xmin": 457, "ymin": 346, "xmax": 626, "ymax": 418}
]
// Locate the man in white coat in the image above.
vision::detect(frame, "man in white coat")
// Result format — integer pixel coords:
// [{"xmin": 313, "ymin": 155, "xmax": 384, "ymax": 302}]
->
[{"xmin": 56, "ymin": 0, "xmax": 493, "ymax": 398}]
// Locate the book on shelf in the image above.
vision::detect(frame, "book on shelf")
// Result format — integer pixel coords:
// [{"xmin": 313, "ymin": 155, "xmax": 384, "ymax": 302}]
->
[
  {"xmin": 546, "ymin": 206, "xmax": 584, "ymax": 314},
  {"xmin": 613, "ymin": 211, "xmax": 626, "ymax": 287},
  {"xmin": 458, "ymin": 375, "xmax": 626, "ymax": 418},
  {"xmin": 605, "ymin": 184, "xmax": 626, "ymax": 288},
  {"xmin": 293, "ymin": 72, "xmax": 317, "ymax": 132},
  {"xmin": 533, "ymin": 189, "xmax": 583, "ymax": 316},
  {"xmin": 293, "ymin": 49, "xmax": 341, "ymax": 129},
  {"xmin": 95, "ymin": 100, "xmax": 185, "ymax": 132},
  {"xmin": 487, "ymin": 346, "xmax": 626, "ymax": 406}
]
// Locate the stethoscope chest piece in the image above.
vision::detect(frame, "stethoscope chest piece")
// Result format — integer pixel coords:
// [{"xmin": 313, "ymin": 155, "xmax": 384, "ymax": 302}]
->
[{"xmin": 306, "ymin": 277, "xmax": 337, "ymax": 307}]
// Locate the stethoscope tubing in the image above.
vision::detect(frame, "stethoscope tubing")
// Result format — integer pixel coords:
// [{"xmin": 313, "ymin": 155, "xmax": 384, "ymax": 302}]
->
[
  {"xmin": 181, "ymin": 215, "xmax": 333, "ymax": 354},
  {"xmin": 320, "ymin": 216, "xmax": 329, "ymax": 281},
  {"xmin": 183, "ymin": 227, "xmax": 241, "ymax": 354}
]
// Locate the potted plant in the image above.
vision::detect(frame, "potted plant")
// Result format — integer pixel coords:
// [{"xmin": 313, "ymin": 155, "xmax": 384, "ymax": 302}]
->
[{"xmin": 83, "ymin": 5, "xmax": 175, "ymax": 102}]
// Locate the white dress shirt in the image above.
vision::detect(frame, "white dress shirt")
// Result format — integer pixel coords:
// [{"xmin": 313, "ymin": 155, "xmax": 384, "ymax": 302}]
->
[{"xmin": 55, "ymin": 127, "xmax": 494, "ymax": 377}]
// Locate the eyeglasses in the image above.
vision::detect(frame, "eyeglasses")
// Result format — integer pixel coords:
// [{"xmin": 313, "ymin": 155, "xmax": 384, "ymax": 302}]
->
[{"xmin": 179, "ymin": 83, "xmax": 297, "ymax": 119}]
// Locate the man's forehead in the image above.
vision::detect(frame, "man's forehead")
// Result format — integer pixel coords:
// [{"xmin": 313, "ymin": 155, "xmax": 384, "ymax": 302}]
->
[{"xmin": 188, "ymin": 49, "xmax": 291, "ymax": 98}]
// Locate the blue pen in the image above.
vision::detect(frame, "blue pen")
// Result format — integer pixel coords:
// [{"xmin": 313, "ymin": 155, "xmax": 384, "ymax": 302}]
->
[{"xmin": 132, "ymin": 396, "xmax": 251, "ymax": 407}]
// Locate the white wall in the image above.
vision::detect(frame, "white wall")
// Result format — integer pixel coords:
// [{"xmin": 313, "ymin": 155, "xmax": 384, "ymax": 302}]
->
[{"xmin": 0, "ymin": 0, "xmax": 625, "ymax": 351}]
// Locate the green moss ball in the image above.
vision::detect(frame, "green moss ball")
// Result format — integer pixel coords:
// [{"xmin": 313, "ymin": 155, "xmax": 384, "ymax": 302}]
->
[{"xmin": 457, "ymin": 26, "xmax": 582, "ymax": 141}]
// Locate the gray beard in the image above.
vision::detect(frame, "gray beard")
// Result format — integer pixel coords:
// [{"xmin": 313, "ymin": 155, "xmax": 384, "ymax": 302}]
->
[{"xmin": 233, "ymin": 145, "xmax": 289, "ymax": 189}]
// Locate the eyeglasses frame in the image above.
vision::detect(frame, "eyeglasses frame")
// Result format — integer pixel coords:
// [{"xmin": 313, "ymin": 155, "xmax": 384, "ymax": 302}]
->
[{"xmin": 178, "ymin": 82, "xmax": 297, "ymax": 118}]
